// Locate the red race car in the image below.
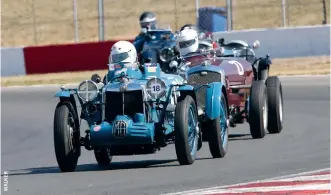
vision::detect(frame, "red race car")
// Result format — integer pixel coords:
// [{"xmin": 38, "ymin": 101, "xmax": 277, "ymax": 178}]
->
[{"xmin": 173, "ymin": 39, "xmax": 283, "ymax": 139}]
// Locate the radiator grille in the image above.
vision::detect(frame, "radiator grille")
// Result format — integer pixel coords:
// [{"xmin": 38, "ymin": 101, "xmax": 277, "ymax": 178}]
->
[
  {"xmin": 187, "ymin": 71, "xmax": 222, "ymax": 109},
  {"xmin": 104, "ymin": 90, "xmax": 144, "ymax": 122}
]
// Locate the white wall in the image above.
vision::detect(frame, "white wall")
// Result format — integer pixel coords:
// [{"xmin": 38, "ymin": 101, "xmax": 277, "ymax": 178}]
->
[
  {"xmin": 1, "ymin": 47, "xmax": 26, "ymax": 77},
  {"xmin": 212, "ymin": 25, "xmax": 330, "ymax": 58}
]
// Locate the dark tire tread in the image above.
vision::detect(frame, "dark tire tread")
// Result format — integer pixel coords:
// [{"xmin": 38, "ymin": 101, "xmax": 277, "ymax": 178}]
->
[
  {"xmin": 266, "ymin": 76, "xmax": 283, "ymax": 134},
  {"xmin": 249, "ymin": 81, "xmax": 267, "ymax": 139},
  {"xmin": 94, "ymin": 148, "xmax": 113, "ymax": 166},
  {"xmin": 54, "ymin": 102, "xmax": 79, "ymax": 172}
]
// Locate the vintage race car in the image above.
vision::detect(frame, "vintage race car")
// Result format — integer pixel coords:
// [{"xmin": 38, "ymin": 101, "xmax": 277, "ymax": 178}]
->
[
  {"xmin": 139, "ymin": 24, "xmax": 216, "ymax": 72},
  {"xmin": 214, "ymin": 39, "xmax": 271, "ymax": 81},
  {"xmin": 168, "ymin": 42, "xmax": 283, "ymax": 139},
  {"xmin": 138, "ymin": 24, "xmax": 178, "ymax": 71},
  {"xmin": 53, "ymin": 61, "xmax": 229, "ymax": 172},
  {"xmin": 179, "ymin": 24, "xmax": 217, "ymax": 52}
]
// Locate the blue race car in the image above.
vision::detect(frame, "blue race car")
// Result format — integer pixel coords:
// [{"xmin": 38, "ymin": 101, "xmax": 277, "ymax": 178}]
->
[{"xmin": 53, "ymin": 61, "xmax": 229, "ymax": 172}]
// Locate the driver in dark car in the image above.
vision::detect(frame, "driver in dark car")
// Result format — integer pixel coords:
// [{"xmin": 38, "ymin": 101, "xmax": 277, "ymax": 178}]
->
[
  {"xmin": 166, "ymin": 28, "xmax": 203, "ymax": 73},
  {"xmin": 176, "ymin": 28, "xmax": 200, "ymax": 57},
  {"xmin": 133, "ymin": 11, "xmax": 158, "ymax": 54}
]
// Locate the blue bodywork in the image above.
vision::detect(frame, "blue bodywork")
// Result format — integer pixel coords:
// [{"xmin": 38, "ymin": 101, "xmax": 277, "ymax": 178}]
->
[
  {"xmin": 54, "ymin": 60, "xmax": 225, "ymax": 155},
  {"xmin": 205, "ymin": 82, "xmax": 223, "ymax": 119},
  {"xmin": 184, "ymin": 57, "xmax": 229, "ymax": 116},
  {"xmin": 88, "ymin": 63, "xmax": 185, "ymax": 147}
]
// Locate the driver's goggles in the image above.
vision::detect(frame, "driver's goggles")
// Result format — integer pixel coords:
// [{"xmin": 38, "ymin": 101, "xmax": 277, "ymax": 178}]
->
[
  {"xmin": 178, "ymin": 39, "xmax": 196, "ymax": 48},
  {"xmin": 111, "ymin": 52, "xmax": 129, "ymax": 63},
  {"xmin": 140, "ymin": 22, "xmax": 152, "ymax": 28}
]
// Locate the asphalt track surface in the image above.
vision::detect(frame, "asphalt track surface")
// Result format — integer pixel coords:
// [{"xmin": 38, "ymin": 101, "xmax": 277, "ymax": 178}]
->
[{"xmin": 1, "ymin": 75, "xmax": 330, "ymax": 195}]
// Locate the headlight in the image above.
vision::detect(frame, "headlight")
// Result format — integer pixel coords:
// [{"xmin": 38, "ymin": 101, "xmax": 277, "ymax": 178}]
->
[
  {"xmin": 159, "ymin": 48, "xmax": 174, "ymax": 62},
  {"xmin": 77, "ymin": 80, "xmax": 99, "ymax": 102},
  {"xmin": 146, "ymin": 78, "xmax": 167, "ymax": 99}
]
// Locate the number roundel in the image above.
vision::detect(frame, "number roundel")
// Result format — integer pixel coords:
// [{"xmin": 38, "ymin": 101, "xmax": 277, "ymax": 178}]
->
[{"xmin": 146, "ymin": 78, "xmax": 167, "ymax": 99}]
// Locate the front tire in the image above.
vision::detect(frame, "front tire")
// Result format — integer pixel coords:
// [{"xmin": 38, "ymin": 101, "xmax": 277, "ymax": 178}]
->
[
  {"xmin": 54, "ymin": 102, "xmax": 80, "ymax": 172},
  {"xmin": 266, "ymin": 76, "xmax": 283, "ymax": 134},
  {"xmin": 206, "ymin": 94, "xmax": 229, "ymax": 158},
  {"xmin": 248, "ymin": 81, "xmax": 268, "ymax": 139},
  {"xmin": 174, "ymin": 95, "xmax": 199, "ymax": 165}
]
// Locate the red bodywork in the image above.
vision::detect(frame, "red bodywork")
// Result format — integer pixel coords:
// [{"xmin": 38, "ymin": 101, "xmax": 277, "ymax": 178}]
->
[{"xmin": 184, "ymin": 54, "xmax": 254, "ymax": 111}]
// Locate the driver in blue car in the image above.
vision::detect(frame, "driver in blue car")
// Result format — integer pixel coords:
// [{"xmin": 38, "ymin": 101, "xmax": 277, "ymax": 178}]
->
[
  {"xmin": 102, "ymin": 40, "xmax": 140, "ymax": 83},
  {"xmin": 91, "ymin": 40, "xmax": 139, "ymax": 84},
  {"xmin": 133, "ymin": 11, "xmax": 158, "ymax": 54}
]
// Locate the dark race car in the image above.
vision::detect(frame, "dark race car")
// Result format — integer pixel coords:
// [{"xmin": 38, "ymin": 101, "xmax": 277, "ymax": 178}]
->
[
  {"xmin": 136, "ymin": 24, "xmax": 178, "ymax": 72},
  {"xmin": 168, "ymin": 43, "xmax": 283, "ymax": 139}
]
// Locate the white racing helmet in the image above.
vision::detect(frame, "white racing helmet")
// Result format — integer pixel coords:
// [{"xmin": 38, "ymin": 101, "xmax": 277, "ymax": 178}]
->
[
  {"xmin": 109, "ymin": 41, "xmax": 138, "ymax": 67},
  {"xmin": 176, "ymin": 29, "xmax": 199, "ymax": 56}
]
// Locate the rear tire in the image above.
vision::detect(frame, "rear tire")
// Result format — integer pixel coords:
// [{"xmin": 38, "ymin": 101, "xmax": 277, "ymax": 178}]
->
[
  {"xmin": 174, "ymin": 95, "xmax": 199, "ymax": 165},
  {"xmin": 266, "ymin": 76, "xmax": 283, "ymax": 134},
  {"xmin": 54, "ymin": 102, "xmax": 80, "ymax": 172},
  {"xmin": 207, "ymin": 94, "xmax": 229, "ymax": 158},
  {"xmin": 94, "ymin": 147, "xmax": 113, "ymax": 166},
  {"xmin": 248, "ymin": 81, "xmax": 268, "ymax": 139}
]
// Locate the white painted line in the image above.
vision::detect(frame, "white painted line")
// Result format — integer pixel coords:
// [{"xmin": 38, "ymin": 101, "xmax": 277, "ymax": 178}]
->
[
  {"xmin": 1, "ymin": 83, "xmax": 77, "ymax": 89},
  {"xmin": 189, "ymin": 184, "xmax": 331, "ymax": 195},
  {"xmin": 263, "ymin": 168, "xmax": 330, "ymax": 181},
  {"xmin": 161, "ymin": 168, "xmax": 330, "ymax": 195},
  {"xmin": 263, "ymin": 174, "xmax": 330, "ymax": 182},
  {"xmin": 278, "ymin": 74, "xmax": 330, "ymax": 78}
]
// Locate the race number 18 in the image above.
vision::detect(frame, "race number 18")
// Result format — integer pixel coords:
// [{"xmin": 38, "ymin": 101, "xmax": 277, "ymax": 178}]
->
[
  {"xmin": 151, "ymin": 83, "xmax": 161, "ymax": 94},
  {"xmin": 153, "ymin": 85, "xmax": 160, "ymax": 92}
]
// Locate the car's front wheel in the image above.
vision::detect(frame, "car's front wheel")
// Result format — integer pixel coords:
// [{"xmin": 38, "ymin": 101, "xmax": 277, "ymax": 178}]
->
[
  {"xmin": 206, "ymin": 93, "xmax": 229, "ymax": 158},
  {"xmin": 174, "ymin": 95, "xmax": 199, "ymax": 165},
  {"xmin": 54, "ymin": 102, "xmax": 80, "ymax": 172}
]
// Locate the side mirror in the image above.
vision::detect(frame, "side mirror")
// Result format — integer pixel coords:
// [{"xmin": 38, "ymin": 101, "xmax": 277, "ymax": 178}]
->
[
  {"xmin": 91, "ymin": 74, "xmax": 101, "ymax": 83},
  {"xmin": 252, "ymin": 40, "xmax": 260, "ymax": 49}
]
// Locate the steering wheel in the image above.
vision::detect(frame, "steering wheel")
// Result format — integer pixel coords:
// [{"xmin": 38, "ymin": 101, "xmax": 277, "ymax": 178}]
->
[{"xmin": 110, "ymin": 74, "xmax": 131, "ymax": 83}]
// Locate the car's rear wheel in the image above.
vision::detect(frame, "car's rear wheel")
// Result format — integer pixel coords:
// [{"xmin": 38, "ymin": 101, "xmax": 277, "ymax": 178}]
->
[
  {"xmin": 54, "ymin": 102, "xmax": 80, "ymax": 172},
  {"xmin": 94, "ymin": 147, "xmax": 113, "ymax": 166},
  {"xmin": 266, "ymin": 76, "xmax": 283, "ymax": 134},
  {"xmin": 248, "ymin": 81, "xmax": 268, "ymax": 139}
]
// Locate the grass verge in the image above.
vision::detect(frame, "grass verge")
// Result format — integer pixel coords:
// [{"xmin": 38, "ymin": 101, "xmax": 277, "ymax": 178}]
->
[{"xmin": 1, "ymin": 56, "xmax": 329, "ymax": 87}]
